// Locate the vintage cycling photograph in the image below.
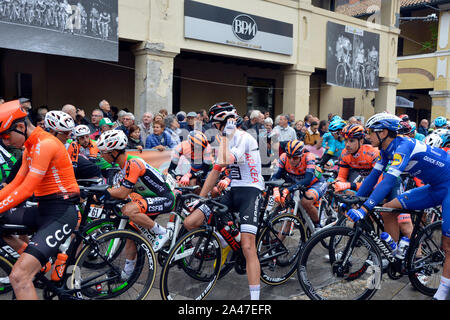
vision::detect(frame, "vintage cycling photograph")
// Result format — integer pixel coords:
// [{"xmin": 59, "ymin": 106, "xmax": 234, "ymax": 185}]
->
[
  {"xmin": 326, "ymin": 20, "xmax": 380, "ymax": 91},
  {"xmin": 0, "ymin": 0, "xmax": 118, "ymax": 61}
]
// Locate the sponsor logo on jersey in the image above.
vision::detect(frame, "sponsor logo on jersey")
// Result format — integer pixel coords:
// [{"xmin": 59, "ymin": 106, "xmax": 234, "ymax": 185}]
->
[{"xmin": 392, "ymin": 153, "xmax": 403, "ymax": 166}]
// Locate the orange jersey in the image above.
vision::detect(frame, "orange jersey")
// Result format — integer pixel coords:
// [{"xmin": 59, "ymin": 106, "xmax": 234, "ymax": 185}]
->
[
  {"xmin": 66, "ymin": 140, "xmax": 79, "ymax": 164},
  {"xmin": 0, "ymin": 127, "xmax": 79, "ymax": 213},
  {"xmin": 79, "ymin": 140, "xmax": 100, "ymax": 160},
  {"xmin": 337, "ymin": 145, "xmax": 379, "ymax": 183},
  {"xmin": 277, "ymin": 152, "xmax": 316, "ymax": 177}
]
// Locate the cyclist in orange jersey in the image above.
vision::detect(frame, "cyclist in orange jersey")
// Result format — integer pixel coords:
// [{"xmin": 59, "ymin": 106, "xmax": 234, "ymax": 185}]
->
[{"xmin": 0, "ymin": 100, "xmax": 79, "ymax": 300}]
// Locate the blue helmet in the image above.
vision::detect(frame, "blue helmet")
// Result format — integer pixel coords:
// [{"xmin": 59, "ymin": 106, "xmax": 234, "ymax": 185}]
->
[
  {"xmin": 409, "ymin": 122, "xmax": 417, "ymax": 132},
  {"xmin": 331, "ymin": 115, "xmax": 342, "ymax": 122},
  {"xmin": 329, "ymin": 119, "xmax": 346, "ymax": 132},
  {"xmin": 441, "ymin": 133, "xmax": 450, "ymax": 147},
  {"xmin": 434, "ymin": 116, "xmax": 447, "ymax": 128},
  {"xmin": 366, "ymin": 113, "xmax": 401, "ymax": 132}
]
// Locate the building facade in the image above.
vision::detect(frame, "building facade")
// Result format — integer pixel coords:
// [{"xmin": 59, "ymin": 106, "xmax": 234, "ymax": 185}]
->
[{"xmin": 0, "ymin": 0, "xmax": 402, "ymax": 122}]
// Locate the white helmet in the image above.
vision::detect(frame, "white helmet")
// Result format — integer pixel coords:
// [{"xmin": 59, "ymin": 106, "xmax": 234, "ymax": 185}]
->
[
  {"xmin": 97, "ymin": 130, "xmax": 128, "ymax": 151},
  {"xmin": 424, "ymin": 133, "xmax": 443, "ymax": 148},
  {"xmin": 433, "ymin": 128, "xmax": 449, "ymax": 136},
  {"xmin": 45, "ymin": 111, "xmax": 75, "ymax": 132},
  {"xmin": 365, "ymin": 113, "xmax": 402, "ymax": 132},
  {"xmin": 73, "ymin": 125, "xmax": 91, "ymax": 137}
]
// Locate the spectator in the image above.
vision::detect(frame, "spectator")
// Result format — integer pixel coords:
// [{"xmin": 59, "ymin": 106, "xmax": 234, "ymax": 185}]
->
[
  {"xmin": 62, "ymin": 104, "xmax": 89, "ymax": 125},
  {"xmin": 270, "ymin": 114, "xmax": 297, "ymax": 155},
  {"xmin": 289, "ymin": 113, "xmax": 295, "ymax": 127},
  {"xmin": 242, "ymin": 110, "xmax": 263, "ymax": 131},
  {"xmin": 0, "ymin": 98, "xmax": 4, "ymax": 105},
  {"xmin": 294, "ymin": 120, "xmax": 306, "ymax": 141},
  {"xmin": 158, "ymin": 109, "xmax": 169, "ymax": 118},
  {"xmin": 99, "ymin": 117, "xmax": 114, "ymax": 134},
  {"xmin": 180, "ymin": 112, "xmax": 197, "ymax": 132},
  {"xmin": 165, "ymin": 115, "xmax": 181, "ymax": 146},
  {"xmin": 304, "ymin": 121, "xmax": 321, "ymax": 147},
  {"xmin": 418, "ymin": 119, "xmax": 429, "ymax": 136},
  {"xmin": 115, "ymin": 112, "xmax": 134, "ymax": 136},
  {"xmin": 145, "ymin": 119, "xmax": 176, "ymax": 151},
  {"xmin": 110, "ymin": 106, "xmax": 119, "ymax": 121},
  {"xmin": 154, "ymin": 113, "xmax": 164, "ymax": 123},
  {"xmin": 264, "ymin": 117, "xmax": 273, "ymax": 133},
  {"xmin": 304, "ymin": 114, "xmax": 313, "ymax": 128},
  {"xmin": 264, "ymin": 111, "xmax": 270, "ymax": 119},
  {"xmin": 35, "ymin": 106, "xmax": 48, "ymax": 119},
  {"xmin": 19, "ymin": 98, "xmax": 32, "ymax": 113},
  {"xmin": 99, "ymin": 99, "xmax": 113, "ymax": 119},
  {"xmin": 176, "ymin": 111, "xmax": 186, "ymax": 124},
  {"xmin": 243, "ymin": 114, "xmax": 249, "ymax": 123},
  {"xmin": 88, "ymin": 109, "xmax": 103, "ymax": 139},
  {"xmin": 348, "ymin": 116, "xmax": 358, "ymax": 125},
  {"xmin": 327, "ymin": 113, "xmax": 335, "ymax": 122},
  {"xmin": 113, "ymin": 110, "xmax": 127, "ymax": 129},
  {"xmin": 138, "ymin": 112, "xmax": 153, "ymax": 143},
  {"xmin": 127, "ymin": 125, "xmax": 144, "ymax": 152},
  {"xmin": 318, "ymin": 120, "xmax": 329, "ymax": 137},
  {"xmin": 34, "ymin": 115, "xmax": 45, "ymax": 129}
]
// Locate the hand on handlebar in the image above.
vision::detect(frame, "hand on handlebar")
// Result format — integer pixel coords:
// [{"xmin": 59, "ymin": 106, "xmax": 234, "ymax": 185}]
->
[
  {"xmin": 280, "ymin": 188, "xmax": 290, "ymax": 206},
  {"xmin": 344, "ymin": 208, "xmax": 366, "ymax": 223},
  {"xmin": 273, "ymin": 187, "xmax": 281, "ymax": 203},
  {"xmin": 179, "ymin": 173, "xmax": 192, "ymax": 186},
  {"xmin": 334, "ymin": 181, "xmax": 351, "ymax": 193},
  {"xmin": 217, "ymin": 177, "xmax": 231, "ymax": 192}
]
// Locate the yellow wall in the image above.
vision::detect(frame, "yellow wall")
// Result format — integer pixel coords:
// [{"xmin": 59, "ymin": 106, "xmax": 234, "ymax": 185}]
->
[{"xmin": 397, "ymin": 56, "xmax": 436, "ymax": 90}]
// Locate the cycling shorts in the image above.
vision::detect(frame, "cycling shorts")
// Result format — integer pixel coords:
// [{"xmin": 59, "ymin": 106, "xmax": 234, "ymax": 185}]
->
[
  {"xmin": 199, "ymin": 187, "xmax": 262, "ymax": 235},
  {"xmin": 397, "ymin": 181, "xmax": 450, "ymax": 237},
  {"xmin": 2, "ymin": 200, "xmax": 78, "ymax": 266},
  {"xmin": 133, "ymin": 191, "xmax": 175, "ymax": 217}
]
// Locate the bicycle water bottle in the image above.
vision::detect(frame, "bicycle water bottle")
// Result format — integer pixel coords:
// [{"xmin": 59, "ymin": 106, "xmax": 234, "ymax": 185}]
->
[
  {"xmin": 396, "ymin": 236, "xmax": 410, "ymax": 260},
  {"xmin": 51, "ymin": 253, "xmax": 68, "ymax": 281},
  {"xmin": 380, "ymin": 232, "xmax": 398, "ymax": 254}
]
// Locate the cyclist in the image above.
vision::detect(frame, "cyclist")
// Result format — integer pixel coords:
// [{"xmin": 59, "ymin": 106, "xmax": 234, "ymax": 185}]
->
[
  {"xmin": 45, "ymin": 111, "xmax": 102, "ymax": 180},
  {"xmin": 345, "ymin": 112, "xmax": 450, "ymax": 300},
  {"xmin": 271, "ymin": 139, "xmax": 327, "ymax": 229},
  {"xmin": 167, "ymin": 130, "xmax": 213, "ymax": 187},
  {"xmin": 408, "ymin": 121, "xmax": 425, "ymax": 141},
  {"xmin": 434, "ymin": 116, "xmax": 448, "ymax": 130},
  {"xmin": 320, "ymin": 118, "xmax": 346, "ymax": 167},
  {"xmin": 184, "ymin": 102, "xmax": 264, "ymax": 300},
  {"xmin": 96, "ymin": 130, "xmax": 176, "ymax": 276},
  {"xmin": 0, "ymin": 100, "xmax": 79, "ymax": 300},
  {"xmin": 334, "ymin": 124, "xmax": 379, "ymax": 193},
  {"xmin": 71, "ymin": 124, "xmax": 116, "ymax": 178}
]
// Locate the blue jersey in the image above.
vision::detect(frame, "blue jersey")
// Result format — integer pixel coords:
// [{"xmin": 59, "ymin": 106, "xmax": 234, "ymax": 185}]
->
[
  {"xmin": 357, "ymin": 136, "xmax": 450, "ymax": 210},
  {"xmin": 322, "ymin": 132, "xmax": 345, "ymax": 158},
  {"xmin": 414, "ymin": 132, "xmax": 425, "ymax": 142}
]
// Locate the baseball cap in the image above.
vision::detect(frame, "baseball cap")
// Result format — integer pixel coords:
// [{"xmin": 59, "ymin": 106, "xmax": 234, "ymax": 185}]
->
[
  {"xmin": 187, "ymin": 112, "xmax": 197, "ymax": 118},
  {"xmin": 99, "ymin": 118, "xmax": 114, "ymax": 127}
]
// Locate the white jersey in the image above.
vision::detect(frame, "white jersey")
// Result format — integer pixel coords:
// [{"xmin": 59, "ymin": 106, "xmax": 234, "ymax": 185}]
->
[{"xmin": 226, "ymin": 130, "xmax": 264, "ymax": 191}]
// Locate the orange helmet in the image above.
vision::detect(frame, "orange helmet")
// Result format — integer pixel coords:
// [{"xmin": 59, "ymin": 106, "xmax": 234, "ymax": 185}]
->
[
  {"xmin": 0, "ymin": 100, "xmax": 28, "ymax": 134},
  {"xmin": 342, "ymin": 124, "xmax": 365, "ymax": 140},
  {"xmin": 188, "ymin": 131, "xmax": 208, "ymax": 151},
  {"xmin": 285, "ymin": 140, "xmax": 305, "ymax": 157}
]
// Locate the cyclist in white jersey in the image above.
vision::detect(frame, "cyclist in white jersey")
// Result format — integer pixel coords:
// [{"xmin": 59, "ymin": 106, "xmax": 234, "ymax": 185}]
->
[{"xmin": 184, "ymin": 102, "xmax": 264, "ymax": 300}]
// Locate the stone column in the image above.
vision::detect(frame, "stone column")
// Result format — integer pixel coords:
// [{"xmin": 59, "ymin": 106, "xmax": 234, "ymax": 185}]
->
[
  {"xmin": 375, "ymin": 77, "xmax": 400, "ymax": 114},
  {"xmin": 133, "ymin": 41, "xmax": 179, "ymax": 120},
  {"xmin": 282, "ymin": 65, "xmax": 314, "ymax": 121},
  {"xmin": 429, "ymin": 90, "xmax": 450, "ymax": 120}
]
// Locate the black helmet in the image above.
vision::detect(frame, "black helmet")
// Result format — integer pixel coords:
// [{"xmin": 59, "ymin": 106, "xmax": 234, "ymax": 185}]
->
[{"xmin": 208, "ymin": 102, "xmax": 237, "ymax": 129}]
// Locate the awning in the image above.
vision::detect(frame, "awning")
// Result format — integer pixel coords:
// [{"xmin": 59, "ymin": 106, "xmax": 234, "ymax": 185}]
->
[{"xmin": 396, "ymin": 96, "xmax": 414, "ymax": 109}]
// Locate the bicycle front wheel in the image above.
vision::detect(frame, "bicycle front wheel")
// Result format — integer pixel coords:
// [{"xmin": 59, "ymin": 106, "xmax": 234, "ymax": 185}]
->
[
  {"xmin": 257, "ymin": 214, "xmax": 306, "ymax": 285},
  {"xmin": 407, "ymin": 220, "xmax": 444, "ymax": 296},
  {"xmin": 297, "ymin": 226, "xmax": 382, "ymax": 300},
  {"xmin": 159, "ymin": 227, "xmax": 222, "ymax": 300},
  {"xmin": 71, "ymin": 230, "xmax": 156, "ymax": 300}
]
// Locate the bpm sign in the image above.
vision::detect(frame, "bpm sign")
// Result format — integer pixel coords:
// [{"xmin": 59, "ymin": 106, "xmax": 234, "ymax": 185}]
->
[{"xmin": 232, "ymin": 14, "xmax": 258, "ymax": 41}]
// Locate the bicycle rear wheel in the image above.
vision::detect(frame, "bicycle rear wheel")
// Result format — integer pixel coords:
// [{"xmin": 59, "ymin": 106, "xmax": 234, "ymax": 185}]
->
[
  {"xmin": 257, "ymin": 214, "xmax": 306, "ymax": 285},
  {"xmin": 159, "ymin": 227, "xmax": 222, "ymax": 300},
  {"xmin": 407, "ymin": 221, "xmax": 444, "ymax": 296},
  {"xmin": 297, "ymin": 226, "xmax": 382, "ymax": 300},
  {"xmin": 71, "ymin": 230, "xmax": 156, "ymax": 300}
]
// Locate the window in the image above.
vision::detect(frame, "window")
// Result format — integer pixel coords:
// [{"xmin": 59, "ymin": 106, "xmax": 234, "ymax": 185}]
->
[
  {"xmin": 247, "ymin": 78, "xmax": 275, "ymax": 118},
  {"xmin": 342, "ymin": 98, "xmax": 355, "ymax": 120}
]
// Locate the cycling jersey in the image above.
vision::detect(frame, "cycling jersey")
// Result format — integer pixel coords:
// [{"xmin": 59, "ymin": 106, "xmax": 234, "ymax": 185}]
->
[
  {"xmin": 0, "ymin": 144, "xmax": 17, "ymax": 183},
  {"xmin": 226, "ymin": 130, "xmax": 264, "ymax": 191},
  {"xmin": 357, "ymin": 137, "xmax": 450, "ymax": 234},
  {"xmin": 120, "ymin": 154, "xmax": 175, "ymax": 215},
  {"xmin": 67, "ymin": 138, "xmax": 112, "ymax": 170},
  {"xmin": 414, "ymin": 132, "xmax": 425, "ymax": 142},
  {"xmin": 322, "ymin": 132, "xmax": 345, "ymax": 157},
  {"xmin": 0, "ymin": 126, "xmax": 80, "ymax": 213},
  {"xmin": 337, "ymin": 145, "xmax": 379, "ymax": 189},
  {"xmin": 168, "ymin": 140, "xmax": 214, "ymax": 179}
]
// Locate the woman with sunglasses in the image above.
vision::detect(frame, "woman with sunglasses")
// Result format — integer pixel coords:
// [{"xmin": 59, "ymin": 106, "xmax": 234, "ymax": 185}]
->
[{"xmin": 271, "ymin": 139, "xmax": 327, "ymax": 230}]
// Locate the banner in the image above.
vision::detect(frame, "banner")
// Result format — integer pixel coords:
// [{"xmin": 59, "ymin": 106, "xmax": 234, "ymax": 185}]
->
[
  {"xmin": 0, "ymin": 0, "xmax": 118, "ymax": 61},
  {"xmin": 326, "ymin": 21, "xmax": 379, "ymax": 91}
]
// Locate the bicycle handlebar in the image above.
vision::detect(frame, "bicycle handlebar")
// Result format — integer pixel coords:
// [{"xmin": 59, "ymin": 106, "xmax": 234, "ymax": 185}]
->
[
  {"xmin": 180, "ymin": 193, "xmax": 228, "ymax": 215},
  {"xmin": 334, "ymin": 194, "xmax": 368, "ymax": 205}
]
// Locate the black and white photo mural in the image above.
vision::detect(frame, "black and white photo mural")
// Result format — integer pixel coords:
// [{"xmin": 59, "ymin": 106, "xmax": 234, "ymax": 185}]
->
[
  {"xmin": 0, "ymin": 0, "xmax": 118, "ymax": 62},
  {"xmin": 326, "ymin": 21, "xmax": 379, "ymax": 91}
]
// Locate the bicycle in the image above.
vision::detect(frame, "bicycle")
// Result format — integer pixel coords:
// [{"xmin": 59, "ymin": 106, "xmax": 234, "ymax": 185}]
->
[
  {"xmin": 296, "ymin": 193, "xmax": 444, "ymax": 300},
  {"xmin": 0, "ymin": 184, "xmax": 157, "ymax": 300},
  {"xmin": 159, "ymin": 189, "xmax": 306, "ymax": 300}
]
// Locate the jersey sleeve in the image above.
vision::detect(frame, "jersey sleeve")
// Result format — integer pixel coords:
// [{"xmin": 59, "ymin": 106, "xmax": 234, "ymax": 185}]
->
[
  {"xmin": 356, "ymin": 153, "xmax": 388, "ymax": 198},
  {"xmin": 122, "ymin": 159, "xmax": 146, "ymax": 190},
  {"xmin": 67, "ymin": 141, "xmax": 79, "ymax": 168},
  {"xmin": 0, "ymin": 140, "xmax": 57, "ymax": 214}
]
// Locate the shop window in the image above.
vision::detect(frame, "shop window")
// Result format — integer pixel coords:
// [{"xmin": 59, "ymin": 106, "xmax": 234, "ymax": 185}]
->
[{"xmin": 246, "ymin": 78, "xmax": 275, "ymax": 118}]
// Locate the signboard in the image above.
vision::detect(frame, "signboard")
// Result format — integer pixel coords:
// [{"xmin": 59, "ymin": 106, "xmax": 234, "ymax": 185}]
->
[
  {"xmin": 184, "ymin": 0, "xmax": 293, "ymax": 55},
  {"xmin": 0, "ymin": 0, "xmax": 118, "ymax": 62},
  {"xmin": 326, "ymin": 21, "xmax": 379, "ymax": 91}
]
